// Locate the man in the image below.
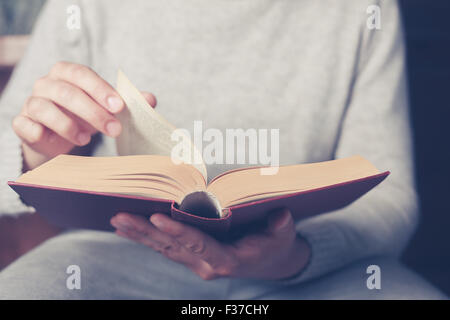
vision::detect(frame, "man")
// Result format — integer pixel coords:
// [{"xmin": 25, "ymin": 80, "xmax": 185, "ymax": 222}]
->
[{"xmin": 0, "ymin": 0, "xmax": 445, "ymax": 299}]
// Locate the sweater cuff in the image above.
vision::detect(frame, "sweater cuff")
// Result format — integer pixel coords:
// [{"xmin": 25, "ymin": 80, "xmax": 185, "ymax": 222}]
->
[
  {"xmin": 274, "ymin": 217, "xmax": 350, "ymax": 285},
  {"xmin": 0, "ymin": 128, "xmax": 35, "ymax": 216}
]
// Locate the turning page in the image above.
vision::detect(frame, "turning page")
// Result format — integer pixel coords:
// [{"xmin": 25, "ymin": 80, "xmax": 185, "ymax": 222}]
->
[{"xmin": 115, "ymin": 70, "xmax": 207, "ymax": 180}]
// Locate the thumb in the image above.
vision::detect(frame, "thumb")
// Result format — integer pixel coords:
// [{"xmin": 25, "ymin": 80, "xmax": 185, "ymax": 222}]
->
[
  {"xmin": 141, "ymin": 91, "xmax": 157, "ymax": 108},
  {"xmin": 267, "ymin": 208, "xmax": 295, "ymax": 236}
]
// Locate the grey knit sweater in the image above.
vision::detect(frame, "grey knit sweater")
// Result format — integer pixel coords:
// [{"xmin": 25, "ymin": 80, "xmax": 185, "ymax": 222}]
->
[{"xmin": 0, "ymin": 0, "xmax": 417, "ymax": 283}]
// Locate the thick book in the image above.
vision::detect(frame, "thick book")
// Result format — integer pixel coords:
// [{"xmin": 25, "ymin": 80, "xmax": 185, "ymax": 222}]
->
[
  {"xmin": 7, "ymin": 71, "xmax": 389, "ymax": 236},
  {"xmin": 8, "ymin": 155, "xmax": 388, "ymax": 236}
]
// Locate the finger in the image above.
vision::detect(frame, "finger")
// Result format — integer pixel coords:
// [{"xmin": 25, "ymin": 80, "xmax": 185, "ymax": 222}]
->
[
  {"xmin": 23, "ymin": 96, "xmax": 91, "ymax": 146},
  {"xmin": 51, "ymin": 103, "xmax": 98, "ymax": 136},
  {"xmin": 13, "ymin": 114, "xmax": 48, "ymax": 146},
  {"xmin": 59, "ymin": 107, "xmax": 98, "ymax": 136},
  {"xmin": 112, "ymin": 213, "xmax": 203, "ymax": 270},
  {"xmin": 150, "ymin": 213, "xmax": 234, "ymax": 271},
  {"xmin": 48, "ymin": 62, "xmax": 124, "ymax": 113},
  {"xmin": 231, "ymin": 209, "xmax": 295, "ymax": 262},
  {"xmin": 33, "ymin": 77, "xmax": 122, "ymax": 137},
  {"xmin": 141, "ymin": 91, "xmax": 157, "ymax": 108},
  {"xmin": 266, "ymin": 208, "xmax": 296, "ymax": 240},
  {"xmin": 111, "ymin": 213, "xmax": 198, "ymax": 261},
  {"xmin": 12, "ymin": 114, "xmax": 73, "ymax": 157},
  {"xmin": 111, "ymin": 213, "xmax": 173, "ymax": 249}
]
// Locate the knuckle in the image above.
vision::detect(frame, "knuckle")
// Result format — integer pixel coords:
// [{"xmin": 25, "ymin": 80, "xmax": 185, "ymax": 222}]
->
[
  {"xmin": 56, "ymin": 82, "xmax": 75, "ymax": 101},
  {"xmin": 77, "ymin": 99, "xmax": 111, "ymax": 125},
  {"xmin": 11, "ymin": 116, "xmax": 23, "ymax": 134},
  {"xmin": 27, "ymin": 125, "xmax": 45, "ymax": 145},
  {"xmin": 186, "ymin": 240, "xmax": 206, "ymax": 255},
  {"xmin": 50, "ymin": 61, "xmax": 69, "ymax": 75},
  {"xmin": 25, "ymin": 96, "xmax": 44, "ymax": 115},
  {"xmin": 12, "ymin": 115, "xmax": 46, "ymax": 144},
  {"xmin": 166, "ymin": 241, "xmax": 181, "ymax": 253},
  {"xmin": 69, "ymin": 64, "xmax": 90, "ymax": 81},
  {"xmin": 170, "ymin": 225, "xmax": 185, "ymax": 238},
  {"xmin": 58, "ymin": 118, "xmax": 78, "ymax": 138},
  {"xmin": 32, "ymin": 76, "xmax": 48, "ymax": 94},
  {"xmin": 91, "ymin": 82, "xmax": 108, "ymax": 101},
  {"xmin": 88, "ymin": 108, "xmax": 111, "ymax": 128},
  {"xmin": 158, "ymin": 242, "xmax": 179, "ymax": 257},
  {"xmin": 136, "ymin": 227, "xmax": 150, "ymax": 238}
]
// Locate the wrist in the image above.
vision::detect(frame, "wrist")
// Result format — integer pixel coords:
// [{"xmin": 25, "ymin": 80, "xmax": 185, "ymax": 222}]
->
[{"xmin": 277, "ymin": 234, "xmax": 311, "ymax": 280}]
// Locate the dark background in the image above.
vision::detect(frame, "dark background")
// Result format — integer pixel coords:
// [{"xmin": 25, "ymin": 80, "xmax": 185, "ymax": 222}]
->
[
  {"xmin": 399, "ymin": 0, "xmax": 450, "ymax": 294},
  {"xmin": 0, "ymin": 0, "xmax": 449, "ymax": 295}
]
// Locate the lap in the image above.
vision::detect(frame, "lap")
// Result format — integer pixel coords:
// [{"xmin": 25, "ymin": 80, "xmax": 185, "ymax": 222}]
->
[
  {"xmin": 253, "ymin": 257, "xmax": 446, "ymax": 300},
  {"xmin": 0, "ymin": 230, "xmax": 230, "ymax": 299},
  {"xmin": 0, "ymin": 230, "xmax": 446, "ymax": 300}
]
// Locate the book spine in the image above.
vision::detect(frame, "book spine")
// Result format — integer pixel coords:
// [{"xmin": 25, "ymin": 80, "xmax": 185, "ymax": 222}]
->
[{"xmin": 170, "ymin": 202, "xmax": 232, "ymax": 235}]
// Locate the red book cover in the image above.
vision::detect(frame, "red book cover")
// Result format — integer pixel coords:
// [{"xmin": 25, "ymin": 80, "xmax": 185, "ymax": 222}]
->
[{"xmin": 7, "ymin": 171, "xmax": 389, "ymax": 236}]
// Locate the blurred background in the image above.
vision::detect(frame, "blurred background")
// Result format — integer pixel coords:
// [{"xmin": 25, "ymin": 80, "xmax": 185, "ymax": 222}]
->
[
  {"xmin": 400, "ymin": 0, "xmax": 450, "ymax": 294},
  {"xmin": 0, "ymin": 0, "xmax": 45, "ymax": 90},
  {"xmin": 0, "ymin": 0, "xmax": 449, "ymax": 295}
]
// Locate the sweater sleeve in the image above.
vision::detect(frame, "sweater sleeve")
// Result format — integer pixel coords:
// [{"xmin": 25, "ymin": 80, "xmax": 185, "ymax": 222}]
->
[
  {"xmin": 0, "ymin": 0, "xmax": 90, "ymax": 216},
  {"xmin": 283, "ymin": 0, "xmax": 418, "ymax": 283}
]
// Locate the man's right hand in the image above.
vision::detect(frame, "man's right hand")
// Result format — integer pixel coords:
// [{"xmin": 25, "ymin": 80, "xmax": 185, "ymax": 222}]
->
[{"xmin": 12, "ymin": 62, "xmax": 156, "ymax": 171}]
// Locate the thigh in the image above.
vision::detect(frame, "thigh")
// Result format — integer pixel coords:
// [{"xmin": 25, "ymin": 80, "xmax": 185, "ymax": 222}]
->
[
  {"xmin": 0, "ymin": 230, "xmax": 230, "ymax": 299},
  {"xmin": 252, "ymin": 257, "xmax": 447, "ymax": 300},
  {"xmin": 2, "ymin": 233, "xmax": 445, "ymax": 300}
]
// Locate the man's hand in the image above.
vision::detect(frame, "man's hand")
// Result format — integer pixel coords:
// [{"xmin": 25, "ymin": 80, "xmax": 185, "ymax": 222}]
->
[
  {"xmin": 110, "ymin": 209, "xmax": 310, "ymax": 281},
  {"xmin": 12, "ymin": 61, "xmax": 157, "ymax": 170}
]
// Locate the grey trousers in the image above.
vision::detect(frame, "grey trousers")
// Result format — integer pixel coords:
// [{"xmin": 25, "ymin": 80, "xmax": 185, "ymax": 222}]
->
[{"xmin": 0, "ymin": 230, "xmax": 446, "ymax": 300}]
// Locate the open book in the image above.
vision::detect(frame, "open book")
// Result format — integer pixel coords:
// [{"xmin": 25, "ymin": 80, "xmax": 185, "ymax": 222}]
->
[{"xmin": 8, "ymin": 71, "xmax": 389, "ymax": 235}]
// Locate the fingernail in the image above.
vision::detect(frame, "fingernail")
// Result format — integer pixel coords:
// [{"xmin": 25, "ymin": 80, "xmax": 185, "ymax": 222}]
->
[
  {"xmin": 150, "ymin": 215, "xmax": 164, "ymax": 229},
  {"xmin": 106, "ymin": 120, "xmax": 122, "ymax": 137},
  {"xmin": 76, "ymin": 132, "xmax": 91, "ymax": 145},
  {"xmin": 107, "ymin": 96, "xmax": 124, "ymax": 113}
]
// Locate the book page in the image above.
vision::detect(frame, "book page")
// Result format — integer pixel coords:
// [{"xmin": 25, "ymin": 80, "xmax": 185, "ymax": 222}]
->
[
  {"xmin": 115, "ymin": 70, "xmax": 207, "ymax": 181},
  {"xmin": 206, "ymin": 156, "xmax": 380, "ymax": 208},
  {"xmin": 16, "ymin": 154, "xmax": 207, "ymax": 203}
]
